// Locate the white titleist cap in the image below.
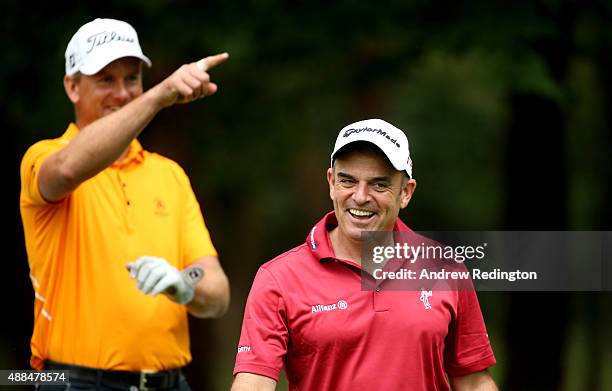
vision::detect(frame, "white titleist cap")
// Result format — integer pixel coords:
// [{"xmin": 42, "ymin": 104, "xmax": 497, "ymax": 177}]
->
[
  {"xmin": 65, "ymin": 18, "xmax": 152, "ymax": 76},
  {"xmin": 330, "ymin": 118, "xmax": 413, "ymax": 178}
]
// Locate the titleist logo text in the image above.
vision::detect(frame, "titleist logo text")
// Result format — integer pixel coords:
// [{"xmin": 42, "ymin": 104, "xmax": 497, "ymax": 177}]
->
[{"xmin": 86, "ymin": 31, "xmax": 135, "ymax": 53}]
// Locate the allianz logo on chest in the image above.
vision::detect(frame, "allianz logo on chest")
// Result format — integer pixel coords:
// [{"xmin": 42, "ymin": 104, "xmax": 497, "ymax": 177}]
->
[{"xmin": 311, "ymin": 300, "xmax": 348, "ymax": 313}]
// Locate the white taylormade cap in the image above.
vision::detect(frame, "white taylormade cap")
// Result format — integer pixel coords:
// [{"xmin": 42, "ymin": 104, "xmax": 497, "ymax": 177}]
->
[
  {"xmin": 65, "ymin": 18, "xmax": 152, "ymax": 76},
  {"xmin": 330, "ymin": 118, "xmax": 413, "ymax": 178}
]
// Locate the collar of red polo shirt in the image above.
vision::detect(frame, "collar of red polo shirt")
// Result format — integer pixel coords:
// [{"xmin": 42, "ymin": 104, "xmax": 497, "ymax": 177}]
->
[{"xmin": 306, "ymin": 211, "xmax": 413, "ymax": 266}]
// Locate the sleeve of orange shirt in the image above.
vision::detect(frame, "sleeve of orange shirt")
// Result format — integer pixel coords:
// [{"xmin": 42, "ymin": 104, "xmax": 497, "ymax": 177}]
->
[
  {"xmin": 171, "ymin": 162, "xmax": 218, "ymax": 268},
  {"xmin": 21, "ymin": 140, "xmax": 63, "ymax": 206}
]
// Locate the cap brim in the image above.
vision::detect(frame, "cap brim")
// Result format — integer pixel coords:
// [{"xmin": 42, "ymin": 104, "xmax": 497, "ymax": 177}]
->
[
  {"xmin": 79, "ymin": 48, "xmax": 151, "ymax": 75},
  {"xmin": 331, "ymin": 140, "xmax": 411, "ymax": 177}
]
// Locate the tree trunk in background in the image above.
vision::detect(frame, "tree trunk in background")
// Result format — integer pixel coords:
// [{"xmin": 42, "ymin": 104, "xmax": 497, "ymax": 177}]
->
[
  {"xmin": 504, "ymin": 2, "xmax": 577, "ymax": 387},
  {"xmin": 185, "ymin": 320, "xmax": 214, "ymax": 389},
  {"xmin": 583, "ymin": 13, "xmax": 612, "ymax": 388},
  {"xmin": 504, "ymin": 94, "xmax": 569, "ymax": 391}
]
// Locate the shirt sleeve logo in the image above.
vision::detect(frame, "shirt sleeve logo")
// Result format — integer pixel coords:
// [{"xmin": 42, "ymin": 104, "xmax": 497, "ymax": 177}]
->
[{"xmin": 237, "ymin": 346, "xmax": 251, "ymax": 353}]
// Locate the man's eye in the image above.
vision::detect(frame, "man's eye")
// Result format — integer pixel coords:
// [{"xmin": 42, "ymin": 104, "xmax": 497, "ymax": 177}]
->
[{"xmin": 373, "ymin": 183, "xmax": 388, "ymax": 190}]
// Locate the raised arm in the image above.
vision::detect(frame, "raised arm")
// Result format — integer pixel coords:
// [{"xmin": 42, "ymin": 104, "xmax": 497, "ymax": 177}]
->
[{"xmin": 38, "ymin": 53, "xmax": 228, "ymax": 202}]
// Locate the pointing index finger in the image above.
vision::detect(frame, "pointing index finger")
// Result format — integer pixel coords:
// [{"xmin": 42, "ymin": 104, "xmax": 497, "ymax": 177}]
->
[{"xmin": 196, "ymin": 52, "xmax": 229, "ymax": 72}]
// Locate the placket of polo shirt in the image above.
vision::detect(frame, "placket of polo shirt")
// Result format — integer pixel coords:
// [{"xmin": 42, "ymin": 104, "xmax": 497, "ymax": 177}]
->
[
  {"xmin": 332, "ymin": 257, "xmax": 392, "ymax": 313},
  {"xmin": 115, "ymin": 168, "xmax": 135, "ymax": 234},
  {"xmin": 323, "ymin": 257, "xmax": 383, "ymax": 313},
  {"xmin": 111, "ymin": 141, "xmax": 144, "ymax": 235},
  {"xmin": 372, "ymin": 257, "xmax": 409, "ymax": 312}
]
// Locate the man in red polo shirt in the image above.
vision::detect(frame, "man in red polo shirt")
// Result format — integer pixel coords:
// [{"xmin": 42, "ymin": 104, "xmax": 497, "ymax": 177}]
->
[{"xmin": 231, "ymin": 119, "xmax": 498, "ymax": 390}]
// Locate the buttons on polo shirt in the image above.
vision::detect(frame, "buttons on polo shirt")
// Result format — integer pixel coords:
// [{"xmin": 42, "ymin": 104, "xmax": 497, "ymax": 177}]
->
[
  {"xmin": 373, "ymin": 284, "xmax": 391, "ymax": 311},
  {"xmin": 121, "ymin": 182, "xmax": 128, "ymax": 204}
]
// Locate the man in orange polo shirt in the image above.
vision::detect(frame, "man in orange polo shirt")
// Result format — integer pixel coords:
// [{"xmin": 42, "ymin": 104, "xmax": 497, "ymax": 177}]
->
[{"xmin": 19, "ymin": 18, "xmax": 230, "ymax": 390}]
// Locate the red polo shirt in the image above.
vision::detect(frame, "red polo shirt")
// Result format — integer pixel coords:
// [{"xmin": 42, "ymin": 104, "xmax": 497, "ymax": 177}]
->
[{"xmin": 234, "ymin": 212, "xmax": 496, "ymax": 391}]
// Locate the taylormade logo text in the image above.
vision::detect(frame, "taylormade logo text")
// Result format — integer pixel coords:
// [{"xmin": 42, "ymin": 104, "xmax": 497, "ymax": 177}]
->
[
  {"xmin": 343, "ymin": 127, "xmax": 401, "ymax": 148},
  {"xmin": 312, "ymin": 300, "xmax": 348, "ymax": 313}
]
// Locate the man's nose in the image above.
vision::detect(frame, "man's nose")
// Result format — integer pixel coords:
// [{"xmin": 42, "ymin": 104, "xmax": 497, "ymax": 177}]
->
[
  {"xmin": 352, "ymin": 182, "xmax": 370, "ymax": 205},
  {"xmin": 112, "ymin": 81, "xmax": 130, "ymax": 103}
]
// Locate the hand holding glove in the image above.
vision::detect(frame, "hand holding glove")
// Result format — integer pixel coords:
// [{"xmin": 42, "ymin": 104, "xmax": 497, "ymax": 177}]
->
[{"xmin": 127, "ymin": 256, "xmax": 204, "ymax": 304}]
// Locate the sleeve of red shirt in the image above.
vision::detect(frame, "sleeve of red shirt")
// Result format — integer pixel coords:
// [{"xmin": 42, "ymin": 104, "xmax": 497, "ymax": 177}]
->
[
  {"xmin": 233, "ymin": 266, "xmax": 289, "ymax": 381},
  {"xmin": 444, "ymin": 289, "xmax": 496, "ymax": 377}
]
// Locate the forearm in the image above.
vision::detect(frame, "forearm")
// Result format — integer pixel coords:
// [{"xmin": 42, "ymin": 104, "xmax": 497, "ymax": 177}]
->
[
  {"xmin": 68, "ymin": 90, "xmax": 161, "ymax": 168},
  {"xmin": 38, "ymin": 53, "xmax": 228, "ymax": 202},
  {"xmin": 186, "ymin": 257, "xmax": 230, "ymax": 318},
  {"xmin": 39, "ymin": 90, "xmax": 163, "ymax": 200},
  {"xmin": 450, "ymin": 370, "xmax": 498, "ymax": 391},
  {"xmin": 231, "ymin": 373, "xmax": 277, "ymax": 391}
]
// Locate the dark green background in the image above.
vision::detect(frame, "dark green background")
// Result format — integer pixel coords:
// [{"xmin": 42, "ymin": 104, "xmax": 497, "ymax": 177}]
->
[{"xmin": 5, "ymin": 1, "xmax": 612, "ymax": 390}]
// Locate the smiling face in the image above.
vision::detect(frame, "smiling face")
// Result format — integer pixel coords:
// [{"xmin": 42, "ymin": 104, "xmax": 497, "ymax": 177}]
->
[
  {"xmin": 64, "ymin": 57, "xmax": 143, "ymax": 128},
  {"xmin": 327, "ymin": 144, "xmax": 416, "ymax": 251}
]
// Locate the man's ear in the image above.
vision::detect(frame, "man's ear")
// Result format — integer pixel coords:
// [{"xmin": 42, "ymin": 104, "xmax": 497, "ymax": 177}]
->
[
  {"xmin": 400, "ymin": 179, "xmax": 417, "ymax": 209},
  {"xmin": 64, "ymin": 75, "xmax": 80, "ymax": 104},
  {"xmin": 327, "ymin": 167, "xmax": 335, "ymax": 201}
]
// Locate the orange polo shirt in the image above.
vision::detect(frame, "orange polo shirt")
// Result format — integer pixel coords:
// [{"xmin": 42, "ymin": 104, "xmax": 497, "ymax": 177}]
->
[{"xmin": 20, "ymin": 123, "xmax": 217, "ymax": 371}]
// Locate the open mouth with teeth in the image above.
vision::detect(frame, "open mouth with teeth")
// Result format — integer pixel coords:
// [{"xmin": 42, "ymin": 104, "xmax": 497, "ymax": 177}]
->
[{"xmin": 348, "ymin": 208, "xmax": 376, "ymax": 220}]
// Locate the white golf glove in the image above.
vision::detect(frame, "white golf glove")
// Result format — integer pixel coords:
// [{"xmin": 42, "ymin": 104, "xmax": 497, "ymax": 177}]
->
[{"xmin": 127, "ymin": 256, "xmax": 204, "ymax": 305}]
